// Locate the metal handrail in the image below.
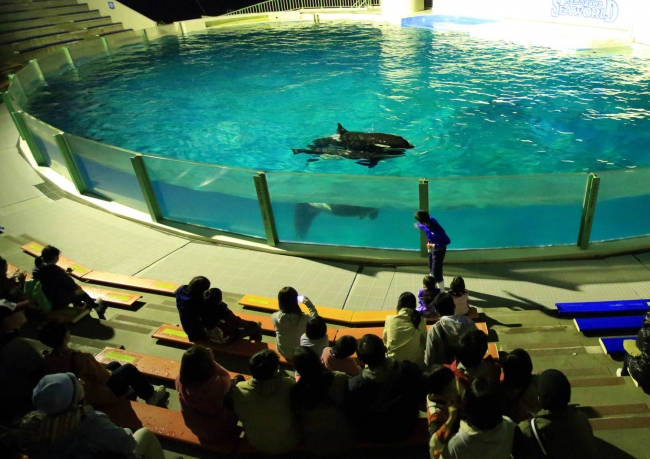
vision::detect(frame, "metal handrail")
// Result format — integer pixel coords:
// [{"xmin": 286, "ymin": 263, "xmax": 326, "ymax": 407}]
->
[{"xmin": 222, "ymin": 0, "xmax": 377, "ymax": 16}]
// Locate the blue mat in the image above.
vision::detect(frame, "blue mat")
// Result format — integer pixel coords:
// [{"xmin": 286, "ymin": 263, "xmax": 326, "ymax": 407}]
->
[
  {"xmin": 599, "ymin": 336, "xmax": 636, "ymax": 354},
  {"xmin": 557, "ymin": 299, "xmax": 650, "ymax": 315},
  {"xmin": 575, "ymin": 315, "xmax": 644, "ymax": 332}
]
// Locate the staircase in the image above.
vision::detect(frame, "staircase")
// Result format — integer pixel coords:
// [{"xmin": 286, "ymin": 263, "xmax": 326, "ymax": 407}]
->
[{"xmin": 0, "ymin": 0, "xmax": 132, "ymax": 90}]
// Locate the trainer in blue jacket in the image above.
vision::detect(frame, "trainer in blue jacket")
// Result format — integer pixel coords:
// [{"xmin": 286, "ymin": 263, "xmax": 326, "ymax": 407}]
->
[{"xmin": 414, "ymin": 210, "xmax": 451, "ymax": 292}]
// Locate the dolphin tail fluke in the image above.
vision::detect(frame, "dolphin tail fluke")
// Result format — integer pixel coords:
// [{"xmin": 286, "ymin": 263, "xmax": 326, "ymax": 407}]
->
[
  {"xmin": 337, "ymin": 123, "xmax": 347, "ymax": 135},
  {"xmin": 294, "ymin": 203, "xmax": 321, "ymax": 239}
]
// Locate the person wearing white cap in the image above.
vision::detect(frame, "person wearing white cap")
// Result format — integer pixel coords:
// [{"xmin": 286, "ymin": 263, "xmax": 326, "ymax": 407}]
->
[
  {"xmin": 0, "ymin": 299, "xmax": 44, "ymax": 423},
  {"xmin": 20, "ymin": 372, "xmax": 181, "ymax": 459}
]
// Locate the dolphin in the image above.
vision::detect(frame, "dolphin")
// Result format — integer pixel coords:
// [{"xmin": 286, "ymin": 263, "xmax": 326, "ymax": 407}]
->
[
  {"xmin": 292, "ymin": 123, "xmax": 414, "ymax": 168},
  {"xmin": 294, "ymin": 203, "xmax": 379, "ymax": 239}
]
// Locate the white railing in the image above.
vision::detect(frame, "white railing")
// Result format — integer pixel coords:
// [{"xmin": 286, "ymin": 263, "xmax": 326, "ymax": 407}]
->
[{"xmin": 223, "ymin": 0, "xmax": 379, "ymax": 16}]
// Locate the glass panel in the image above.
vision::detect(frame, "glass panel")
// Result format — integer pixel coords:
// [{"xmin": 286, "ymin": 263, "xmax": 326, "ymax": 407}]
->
[
  {"xmin": 15, "ymin": 61, "xmax": 44, "ymax": 97},
  {"xmin": 591, "ymin": 167, "xmax": 650, "ymax": 242},
  {"xmin": 427, "ymin": 173, "xmax": 588, "ymax": 249},
  {"xmin": 266, "ymin": 172, "xmax": 420, "ymax": 250},
  {"xmin": 7, "ymin": 76, "xmax": 26, "ymax": 109},
  {"xmin": 104, "ymin": 30, "xmax": 145, "ymax": 52},
  {"xmin": 142, "ymin": 155, "xmax": 265, "ymax": 238},
  {"xmin": 37, "ymin": 49, "xmax": 74, "ymax": 78},
  {"xmin": 20, "ymin": 113, "xmax": 70, "ymax": 181},
  {"xmin": 64, "ymin": 134, "xmax": 147, "ymax": 213},
  {"xmin": 67, "ymin": 38, "xmax": 108, "ymax": 66}
]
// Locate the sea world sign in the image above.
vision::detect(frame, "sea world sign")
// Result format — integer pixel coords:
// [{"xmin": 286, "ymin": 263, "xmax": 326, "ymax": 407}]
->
[{"xmin": 551, "ymin": 0, "xmax": 619, "ymax": 23}]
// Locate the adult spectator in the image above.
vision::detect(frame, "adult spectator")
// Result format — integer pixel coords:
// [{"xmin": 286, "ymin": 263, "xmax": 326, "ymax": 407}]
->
[
  {"xmin": 175, "ymin": 345, "xmax": 239, "ymax": 442},
  {"xmin": 232, "ymin": 349, "xmax": 300, "ymax": 454},
  {"xmin": 424, "ymin": 365, "xmax": 464, "ymax": 458},
  {"xmin": 32, "ymin": 245, "xmax": 105, "ymax": 315},
  {"xmin": 321, "ymin": 335, "xmax": 362, "ymax": 377},
  {"xmin": 384, "ymin": 292, "xmax": 427, "ymax": 367},
  {"xmin": 501, "ymin": 348, "xmax": 540, "ymax": 423},
  {"xmin": 518, "ymin": 369, "xmax": 596, "ymax": 459},
  {"xmin": 346, "ymin": 334, "xmax": 424, "ymax": 443},
  {"xmin": 300, "ymin": 316, "xmax": 330, "ymax": 358},
  {"xmin": 425, "ymin": 293, "xmax": 476, "ymax": 367},
  {"xmin": 202, "ymin": 288, "xmax": 262, "ymax": 344},
  {"xmin": 38, "ymin": 320, "xmax": 167, "ymax": 430},
  {"xmin": 0, "ymin": 256, "xmax": 26, "ymax": 303},
  {"xmin": 442, "ymin": 377, "xmax": 520, "ymax": 459},
  {"xmin": 19, "ymin": 373, "xmax": 177, "ymax": 459},
  {"xmin": 448, "ymin": 329, "xmax": 501, "ymax": 388},
  {"xmin": 0, "ymin": 300, "xmax": 43, "ymax": 423},
  {"xmin": 291, "ymin": 346, "xmax": 353, "ymax": 456},
  {"xmin": 616, "ymin": 311, "xmax": 650, "ymax": 393},
  {"xmin": 176, "ymin": 276, "xmax": 211, "ymax": 343},
  {"xmin": 272, "ymin": 287, "xmax": 318, "ymax": 360}
]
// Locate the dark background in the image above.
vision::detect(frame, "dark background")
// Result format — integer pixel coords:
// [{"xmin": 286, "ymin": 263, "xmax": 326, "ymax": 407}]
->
[{"xmin": 119, "ymin": 0, "xmax": 261, "ymax": 24}]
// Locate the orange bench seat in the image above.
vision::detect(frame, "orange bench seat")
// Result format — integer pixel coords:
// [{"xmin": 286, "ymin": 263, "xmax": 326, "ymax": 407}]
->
[
  {"xmin": 152, "ymin": 324, "xmax": 290, "ymax": 365},
  {"xmin": 239, "ymin": 294, "xmax": 354, "ymax": 325},
  {"xmin": 349, "ymin": 306, "xmax": 479, "ymax": 326},
  {"xmin": 21, "ymin": 241, "xmax": 91, "ymax": 278},
  {"xmin": 82, "ymin": 270, "xmax": 181, "ymax": 295}
]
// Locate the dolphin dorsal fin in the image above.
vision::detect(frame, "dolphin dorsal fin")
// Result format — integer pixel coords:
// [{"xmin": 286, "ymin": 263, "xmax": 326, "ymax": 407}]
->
[{"xmin": 337, "ymin": 123, "xmax": 347, "ymax": 135}]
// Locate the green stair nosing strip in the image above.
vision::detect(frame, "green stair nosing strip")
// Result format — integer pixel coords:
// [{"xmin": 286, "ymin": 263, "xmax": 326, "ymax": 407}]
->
[
  {"xmin": 0, "ymin": 11, "xmax": 100, "ymax": 25},
  {"xmin": 17, "ymin": 37, "xmax": 79, "ymax": 53}
]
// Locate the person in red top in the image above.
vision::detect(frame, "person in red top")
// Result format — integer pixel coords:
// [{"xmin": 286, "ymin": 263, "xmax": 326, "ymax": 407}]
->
[
  {"xmin": 175, "ymin": 345, "xmax": 242, "ymax": 443},
  {"xmin": 424, "ymin": 365, "xmax": 465, "ymax": 458},
  {"xmin": 320, "ymin": 335, "xmax": 362, "ymax": 377},
  {"xmin": 446, "ymin": 329, "xmax": 501, "ymax": 388}
]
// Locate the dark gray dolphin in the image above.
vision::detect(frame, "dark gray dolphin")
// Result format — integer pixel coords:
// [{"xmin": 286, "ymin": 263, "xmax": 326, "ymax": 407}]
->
[
  {"xmin": 294, "ymin": 203, "xmax": 379, "ymax": 239},
  {"xmin": 336, "ymin": 123, "xmax": 414, "ymax": 151}
]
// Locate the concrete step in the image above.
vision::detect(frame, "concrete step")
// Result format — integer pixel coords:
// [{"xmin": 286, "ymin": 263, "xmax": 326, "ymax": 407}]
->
[
  {"xmin": 4, "ymin": 37, "xmax": 81, "ymax": 63},
  {"xmin": 0, "ymin": 3, "xmax": 89, "ymax": 23},
  {"xmin": 0, "ymin": 0, "xmax": 35, "ymax": 5},
  {"xmin": 1, "ymin": 22, "xmax": 123, "ymax": 54},
  {"xmin": 0, "ymin": 0, "xmax": 80, "ymax": 13},
  {"xmin": 0, "ymin": 16, "xmax": 114, "ymax": 44},
  {"xmin": 0, "ymin": 10, "xmax": 101, "ymax": 33}
]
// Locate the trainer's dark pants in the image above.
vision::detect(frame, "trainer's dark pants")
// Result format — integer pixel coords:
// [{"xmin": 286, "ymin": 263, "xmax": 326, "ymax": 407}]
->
[
  {"xmin": 428, "ymin": 246, "xmax": 447, "ymax": 283},
  {"xmin": 105, "ymin": 361, "xmax": 154, "ymax": 400}
]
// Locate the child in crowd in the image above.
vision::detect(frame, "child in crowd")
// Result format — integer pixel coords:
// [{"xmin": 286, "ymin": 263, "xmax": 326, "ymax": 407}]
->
[
  {"xmin": 321, "ymin": 335, "xmax": 362, "ymax": 376},
  {"xmin": 291, "ymin": 346, "xmax": 353, "ymax": 456},
  {"xmin": 501, "ymin": 348, "xmax": 540, "ymax": 423},
  {"xmin": 0, "ymin": 256, "xmax": 26, "ymax": 303},
  {"xmin": 32, "ymin": 245, "xmax": 105, "ymax": 315},
  {"xmin": 272, "ymin": 287, "xmax": 318, "ymax": 360},
  {"xmin": 38, "ymin": 320, "xmax": 167, "ymax": 430},
  {"xmin": 300, "ymin": 316, "xmax": 329, "ymax": 358},
  {"xmin": 418, "ymin": 275, "xmax": 440, "ymax": 318},
  {"xmin": 175, "ymin": 345, "xmax": 240, "ymax": 443},
  {"xmin": 202, "ymin": 288, "xmax": 262, "ymax": 344},
  {"xmin": 384, "ymin": 292, "xmax": 427, "ymax": 368},
  {"xmin": 448, "ymin": 276, "xmax": 470, "ymax": 316},
  {"xmin": 518, "ymin": 369, "xmax": 596, "ymax": 459},
  {"xmin": 424, "ymin": 365, "xmax": 464, "ymax": 458},
  {"xmin": 448, "ymin": 329, "xmax": 501, "ymax": 388},
  {"xmin": 176, "ymin": 276, "xmax": 211, "ymax": 343},
  {"xmin": 414, "ymin": 210, "xmax": 451, "ymax": 292},
  {"xmin": 425, "ymin": 293, "xmax": 476, "ymax": 367},
  {"xmin": 616, "ymin": 311, "xmax": 650, "ymax": 393}
]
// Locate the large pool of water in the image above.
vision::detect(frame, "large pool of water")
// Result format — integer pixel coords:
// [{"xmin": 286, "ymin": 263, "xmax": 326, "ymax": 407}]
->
[{"xmin": 24, "ymin": 21, "xmax": 650, "ymax": 178}]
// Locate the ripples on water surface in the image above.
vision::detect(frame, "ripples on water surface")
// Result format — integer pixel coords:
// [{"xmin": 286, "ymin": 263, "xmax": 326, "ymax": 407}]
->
[{"xmin": 24, "ymin": 22, "xmax": 650, "ymax": 177}]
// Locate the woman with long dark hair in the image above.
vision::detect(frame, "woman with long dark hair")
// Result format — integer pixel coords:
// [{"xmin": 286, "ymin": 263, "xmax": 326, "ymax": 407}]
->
[{"xmin": 383, "ymin": 292, "xmax": 427, "ymax": 368}]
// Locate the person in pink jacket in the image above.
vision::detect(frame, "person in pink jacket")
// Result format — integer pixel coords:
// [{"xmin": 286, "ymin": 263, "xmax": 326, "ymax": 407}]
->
[{"xmin": 175, "ymin": 345, "xmax": 241, "ymax": 443}]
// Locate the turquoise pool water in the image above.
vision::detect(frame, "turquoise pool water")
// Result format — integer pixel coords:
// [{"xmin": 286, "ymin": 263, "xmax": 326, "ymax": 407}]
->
[{"xmin": 24, "ymin": 22, "xmax": 650, "ymax": 178}]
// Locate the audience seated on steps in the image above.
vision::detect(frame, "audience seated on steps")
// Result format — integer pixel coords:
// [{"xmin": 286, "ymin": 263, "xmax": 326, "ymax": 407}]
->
[
  {"xmin": 346, "ymin": 334, "xmax": 425, "ymax": 444},
  {"xmin": 418, "ymin": 275, "xmax": 441, "ymax": 319},
  {"xmin": 175, "ymin": 345, "xmax": 242, "ymax": 443},
  {"xmin": 424, "ymin": 365, "xmax": 465, "ymax": 459},
  {"xmin": 176, "ymin": 276, "xmax": 211, "ymax": 343},
  {"xmin": 441, "ymin": 377, "xmax": 522, "ymax": 459},
  {"xmin": 321, "ymin": 335, "xmax": 362, "ymax": 377},
  {"xmin": 32, "ymin": 246, "xmax": 106, "ymax": 316},
  {"xmin": 202, "ymin": 288, "xmax": 263, "ymax": 344},
  {"xmin": 425, "ymin": 293, "xmax": 477, "ymax": 367},
  {"xmin": 617, "ymin": 310, "xmax": 650, "ymax": 393},
  {"xmin": 384, "ymin": 292, "xmax": 427, "ymax": 368},
  {"xmin": 300, "ymin": 315, "xmax": 330, "ymax": 358},
  {"xmin": 0, "ymin": 300, "xmax": 44, "ymax": 425},
  {"xmin": 448, "ymin": 329, "xmax": 501, "ymax": 388},
  {"xmin": 0, "ymin": 256, "xmax": 26, "ymax": 304},
  {"xmin": 38, "ymin": 320, "xmax": 168, "ymax": 431},
  {"xmin": 501, "ymin": 349, "xmax": 540, "ymax": 423},
  {"xmin": 448, "ymin": 277, "xmax": 470, "ymax": 316},
  {"xmin": 272, "ymin": 287, "xmax": 319, "ymax": 361},
  {"xmin": 291, "ymin": 346, "xmax": 354, "ymax": 456},
  {"xmin": 232, "ymin": 349, "xmax": 300, "ymax": 454},
  {"xmin": 19, "ymin": 373, "xmax": 180, "ymax": 459},
  {"xmin": 518, "ymin": 369, "xmax": 596, "ymax": 459}
]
